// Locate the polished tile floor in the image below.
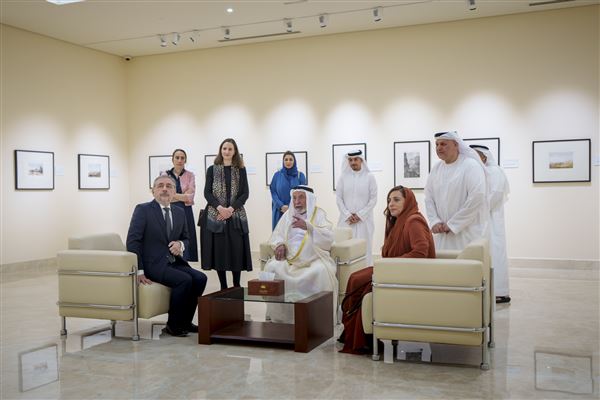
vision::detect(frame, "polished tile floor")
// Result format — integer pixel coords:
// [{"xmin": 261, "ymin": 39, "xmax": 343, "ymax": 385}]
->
[{"xmin": 1, "ymin": 263, "xmax": 598, "ymax": 399}]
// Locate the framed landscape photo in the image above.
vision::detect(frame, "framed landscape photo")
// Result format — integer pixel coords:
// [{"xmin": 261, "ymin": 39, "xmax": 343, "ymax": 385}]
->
[
  {"xmin": 332, "ymin": 143, "xmax": 366, "ymax": 191},
  {"xmin": 463, "ymin": 137, "xmax": 500, "ymax": 164},
  {"xmin": 14, "ymin": 150, "xmax": 55, "ymax": 190},
  {"xmin": 148, "ymin": 155, "xmax": 172, "ymax": 188},
  {"xmin": 394, "ymin": 141, "xmax": 431, "ymax": 190},
  {"xmin": 532, "ymin": 139, "xmax": 591, "ymax": 183},
  {"xmin": 265, "ymin": 151, "xmax": 308, "ymax": 186},
  {"xmin": 78, "ymin": 154, "xmax": 110, "ymax": 190}
]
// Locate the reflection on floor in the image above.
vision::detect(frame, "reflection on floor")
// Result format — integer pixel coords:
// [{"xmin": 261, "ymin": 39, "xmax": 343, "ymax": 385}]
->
[{"xmin": 1, "ymin": 263, "xmax": 598, "ymax": 399}]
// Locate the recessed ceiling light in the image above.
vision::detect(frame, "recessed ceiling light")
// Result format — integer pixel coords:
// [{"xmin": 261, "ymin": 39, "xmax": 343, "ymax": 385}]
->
[
  {"xmin": 226, "ymin": 7, "xmax": 234, "ymax": 13},
  {"xmin": 46, "ymin": 0, "xmax": 85, "ymax": 4}
]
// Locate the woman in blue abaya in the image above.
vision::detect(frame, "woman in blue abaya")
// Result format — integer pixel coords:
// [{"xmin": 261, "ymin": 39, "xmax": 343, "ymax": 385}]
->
[{"xmin": 269, "ymin": 151, "xmax": 307, "ymax": 230}]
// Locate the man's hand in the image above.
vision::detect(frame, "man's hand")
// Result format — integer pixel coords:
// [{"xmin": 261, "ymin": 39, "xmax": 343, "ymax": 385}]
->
[
  {"xmin": 138, "ymin": 274, "xmax": 153, "ymax": 285},
  {"xmin": 292, "ymin": 216, "xmax": 307, "ymax": 230},
  {"xmin": 280, "ymin": 205, "xmax": 288, "ymax": 213},
  {"xmin": 274, "ymin": 244, "xmax": 287, "ymax": 261},
  {"xmin": 168, "ymin": 241, "xmax": 183, "ymax": 256},
  {"xmin": 346, "ymin": 213, "xmax": 361, "ymax": 225},
  {"xmin": 432, "ymin": 223, "xmax": 452, "ymax": 234}
]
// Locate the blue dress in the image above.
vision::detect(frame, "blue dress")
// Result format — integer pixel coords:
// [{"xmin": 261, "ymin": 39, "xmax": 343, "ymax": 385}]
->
[{"xmin": 269, "ymin": 164, "xmax": 307, "ymax": 230}]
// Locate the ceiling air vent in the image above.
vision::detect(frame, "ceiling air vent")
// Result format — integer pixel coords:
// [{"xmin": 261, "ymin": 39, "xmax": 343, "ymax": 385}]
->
[{"xmin": 529, "ymin": 0, "xmax": 575, "ymax": 6}]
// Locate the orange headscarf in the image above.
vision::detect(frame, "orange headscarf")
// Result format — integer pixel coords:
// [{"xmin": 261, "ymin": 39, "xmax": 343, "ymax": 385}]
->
[{"xmin": 381, "ymin": 187, "xmax": 429, "ymax": 257}]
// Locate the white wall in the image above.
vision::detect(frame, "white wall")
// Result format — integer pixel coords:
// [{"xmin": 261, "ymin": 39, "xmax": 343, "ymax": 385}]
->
[
  {"xmin": 1, "ymin": 25, "xmax": 129, "ymax": 264},
  {"xmin": 127, "ymin": 6, "xmax": 599, "ymax": 261},
  {"xmin": 1, "ymin": 5, "xmax": 598, "ymax": 266}
]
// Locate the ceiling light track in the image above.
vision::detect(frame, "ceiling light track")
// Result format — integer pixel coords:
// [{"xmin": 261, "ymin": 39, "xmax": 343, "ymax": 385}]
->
[
  {"xmin": 529, "ymin": 0, "xmax": 575, "ymax": 6},
  {"xmin": 217, "ymin": 31, "xmax": 301, "ymax": 43}
]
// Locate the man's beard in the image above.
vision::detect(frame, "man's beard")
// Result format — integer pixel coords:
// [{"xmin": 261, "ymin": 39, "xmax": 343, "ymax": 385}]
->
[{"xmin": 294, "ymin": 207, "xmax": 306, "ymax": 215}]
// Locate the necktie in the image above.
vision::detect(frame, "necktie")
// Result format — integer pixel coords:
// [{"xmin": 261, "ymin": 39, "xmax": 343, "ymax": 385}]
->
[{"xmin": 163, "ymin": 207, "xmax": 172, "ymax": 238}]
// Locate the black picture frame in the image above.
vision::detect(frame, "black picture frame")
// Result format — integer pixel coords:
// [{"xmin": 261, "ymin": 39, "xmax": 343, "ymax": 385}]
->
[
  {"xmin": 463, "ymin": 137, "xmax": 501, "ymax": 165},
  {"xmin": 532, "ymin": 139, "xmax": 591, "ymax": 183},
  {"xmin": 14, "ymin": 150, "xmax": 55, "ymax": 190},
  {"xmin": 332, "ymin": 143, "xmax": 366, "ymax": 191},
  {"xmin": 204, "ymin": 154, "xmax": 217, "ymax": 176},
  {"xmin": 78, "ymin": 154, "xmax": 110, "ymax": 190},
  {"xmin": 265, "ymin": 151, "xmax": 309, "ymax": 186},
  {"xmin": 393, "ymin": 140, "xmax": 431, "ymax": 190},
  {"xmin": 148, "ymin": 155, "xmax": 172, "ymax": 188}
]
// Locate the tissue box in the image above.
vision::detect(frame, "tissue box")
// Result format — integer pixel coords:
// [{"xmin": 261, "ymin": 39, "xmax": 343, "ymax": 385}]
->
[{"xmin": 248, "ymin": 279, "xmax": 285, "ymax": 296}]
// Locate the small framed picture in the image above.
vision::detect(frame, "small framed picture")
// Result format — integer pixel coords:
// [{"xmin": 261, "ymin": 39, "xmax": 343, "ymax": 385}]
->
[
  {"xmin": 532, "ymin": 139, "xmax": 591, "ymax": 183},
  {"xmin": 463, "ymin": 137, "xmax": 500, "ymax": 164},
  {"xmin": 19, "ymin": 344, "xmax": 59, "ymax": 392},
  {"xmin": 332, "ymin": 143, "xmax": 366, "ymax": 191},
  {"xmin": 265, "ymin": 151, "xmax": 308, "ymax": 186},
  {"xmin": 148, "ymin": 155, "xmax": 172, "ymax": 188},
  {"xmin": 14, "ymin": 150, "xmax": 55, "ymax": 190},
  {"xmin": 78, "ymin": 154, "xmax": 110, "ymax": 190},
  {"xmin": 394, "ymin": 141, "xmax": 431, "ymax": 190}
]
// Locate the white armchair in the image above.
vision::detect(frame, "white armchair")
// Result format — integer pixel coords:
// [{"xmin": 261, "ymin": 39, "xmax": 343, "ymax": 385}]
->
[
  {"xmin": 362, "ymin": 238, "xmax": 494, "ymax": 369},
  {"xmin": 57, "ymin": 233, "xmax": 171, "ymax": 340}
]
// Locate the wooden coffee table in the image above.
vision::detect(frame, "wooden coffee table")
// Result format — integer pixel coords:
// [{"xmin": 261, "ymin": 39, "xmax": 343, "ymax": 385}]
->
[{"xmin": 198, "ymin": 287, "xmax": 333, "ymax": 353}]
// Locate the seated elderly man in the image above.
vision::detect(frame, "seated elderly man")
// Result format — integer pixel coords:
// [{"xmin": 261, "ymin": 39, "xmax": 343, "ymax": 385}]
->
[{"xmin": 264, "ymin": 185, "xmax": 338, "ymax": 323}]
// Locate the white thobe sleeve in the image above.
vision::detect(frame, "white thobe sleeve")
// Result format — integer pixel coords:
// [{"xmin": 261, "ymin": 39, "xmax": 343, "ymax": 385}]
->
[
  {"xmin": 488, "ymin": 170, "xmax": 507, "ymax": 212},
  {"xmin": 335, "ymin": 177, "xmax": 351, "ymax": 220},
  {"xmin": 425, "ymin": 171, "xmax": 442, "ymax": 227},
  {"xmin": 306, "ymin": 210, "xmax": 334, "ymax": 252},
  {"xmin": 446, "ymin": 163, "xmax": 486, "ymax": 234},
  {"xmin": 356, "ymin": 175, "xmax": 378, "ymax": 220},
  {"xmin": 269, "ymin": 214, "xmax": 288, "ymax": 250}
]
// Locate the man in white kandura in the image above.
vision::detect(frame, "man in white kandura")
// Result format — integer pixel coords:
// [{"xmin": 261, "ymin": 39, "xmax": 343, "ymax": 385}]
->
[
  {"xmin": 264, "ymin": 185, "xmax": 338, "ymax": 323},
  {"xmin": 425, "ymin": 131, "xmax": 488, "ymax": 250},
  {"xmin": 336, "ymin": 149, "xmax": 378, "ymax": 266},
  {"xmin": 471, "ymin": 144, "xmax": 511, "ymax": 304}
]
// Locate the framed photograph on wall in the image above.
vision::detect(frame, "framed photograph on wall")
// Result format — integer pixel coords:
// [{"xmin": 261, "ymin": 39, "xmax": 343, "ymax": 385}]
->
[
  {"xmin": 19, "ymin": 344, "xmax": 59, "ymax": 392},
  {"xmin": 532, "ymin": 139, "xmax": 591, "ymax": 183},
  {"xmin": 14, "ymin": 150, "xmax": 55, "ymax": 190},
  {"xmin": 394, "ymin": 141, "xmax": 431, "ymax": 190},
  {"xmin": 332, "ymin": 143, "xmax": 366, "ymax": 191},
  {"xmin": 78, "ymin": 154, "xmax": 110, "ymax": 190},
  {"xmin": 463, "ymin": 137, "xmax": 501, "ymax": 164},
  {"xmin": 265, "ymin": 151, "xmax": 308, "ymax": 186},
  {"xmin": 148, "ymin": 155, "xmax": 172, "ymax": 188}
]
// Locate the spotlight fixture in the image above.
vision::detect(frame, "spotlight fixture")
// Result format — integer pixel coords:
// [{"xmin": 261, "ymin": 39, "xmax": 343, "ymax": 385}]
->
[
  {"xmin": 159, "ymin": 34, "xmax": 167, "ymax": 47},
  {"xmin": 318, "ymin": 14, "xmax": 328, "ymax": 28},
  {"xmin": 171, "ymin": 32, "xmax": 180, "ymax": 45},
  {"xmin": 372, "ymin": 6, "xmax": 382, "ymax": 22},
  {"xmin": 284, "ymin": 18, "xmax": 293, "ymax": 33},
  {"xmin": 467, "ymin": 0, "xmax": 476, "ymax": 10},
  {"xmin": 189, "ymin": 30, "xmax": 199, "ymax": 43},
  {"xmin": 223, "ymin": 27, "xmax": 231, "ymax": 40}
]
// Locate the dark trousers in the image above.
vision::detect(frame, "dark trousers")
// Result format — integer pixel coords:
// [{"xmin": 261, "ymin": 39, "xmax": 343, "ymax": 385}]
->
[{"xmin": 158, "ymin": 264, "xmax": 207, "ymax": 330}]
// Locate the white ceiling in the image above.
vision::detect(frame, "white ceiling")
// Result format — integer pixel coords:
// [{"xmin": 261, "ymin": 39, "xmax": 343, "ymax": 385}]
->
[{"xmin": 1, "ymin": 0, "xmax": 595, "ymax": 58}]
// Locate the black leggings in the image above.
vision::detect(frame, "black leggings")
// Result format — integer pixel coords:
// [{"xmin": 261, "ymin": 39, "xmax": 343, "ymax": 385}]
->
[{"xmin": 217, "ymin": 270, "xmax": 241, "ymax": 290}]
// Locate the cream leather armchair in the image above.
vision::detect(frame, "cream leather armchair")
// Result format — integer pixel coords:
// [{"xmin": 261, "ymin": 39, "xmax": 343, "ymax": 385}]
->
[
  {"xmin": 362, "ymin": 239, "xmax": 494, "ymax": 370},
  {"xmin": 57, "ymin": 233, "xmax": 171, "ymax": 340},
  {"xmin": 259, "ymin": 227, "xmax": 368, "ymax": 305}
]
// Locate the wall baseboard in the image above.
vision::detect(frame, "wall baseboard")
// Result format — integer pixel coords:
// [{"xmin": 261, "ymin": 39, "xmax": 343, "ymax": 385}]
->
[
  {"xmin": 509, "ymin": 258, "xmax": 599, "ymax": 270},
  {"xmin": 0, "ymin": 257, "xmax": 57, "ymax": 275}
]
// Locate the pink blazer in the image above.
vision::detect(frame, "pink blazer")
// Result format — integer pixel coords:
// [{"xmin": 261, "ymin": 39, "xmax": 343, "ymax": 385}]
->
[{"xmin": 161, "ymin": 169, "xmax": 195, "ymax": 206}]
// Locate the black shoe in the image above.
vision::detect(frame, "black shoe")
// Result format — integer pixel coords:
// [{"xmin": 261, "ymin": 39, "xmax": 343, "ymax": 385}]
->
[
  {"xmin": 187, "ymin": 323, "xmax": 198, "ymax": 333},
  {"xmin": 496, "ymin": 296, "xmax": 511, "ymax": 304},
  {"xmin": 162, "ymin": 325, "xmax": 189, "ymax": 337}
]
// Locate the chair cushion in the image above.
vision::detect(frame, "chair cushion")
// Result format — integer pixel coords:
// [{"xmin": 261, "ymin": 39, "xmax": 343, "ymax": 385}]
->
[
  {"xmin": 138, "ymin": 283, "xmax": 170, "ymax": 319},
  {"xmin": 68, "ymin": 233, "xmax": 126, "ymax": 251},
  {"xmin": 331, "ymin": 239, "xmax": 367, "ymax": 263}
]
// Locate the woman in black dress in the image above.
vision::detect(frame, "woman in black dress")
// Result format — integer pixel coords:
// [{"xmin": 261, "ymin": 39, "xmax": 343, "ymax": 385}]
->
[{"xmin": 200, "ymin": 138, "xmax": 252, "ymax": 289}]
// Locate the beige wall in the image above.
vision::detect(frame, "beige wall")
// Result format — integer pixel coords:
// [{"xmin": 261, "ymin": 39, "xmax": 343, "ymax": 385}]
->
[
  {"xmin": 127, "ymin": 6, "xmax": 599, "ymax": 261},
  {"xmin": 1, "ymin": 5, "xmax": 598, "ymax": 265},
  {"xmin": 1, "ymin": 25, "xmax": 129, "ymax": 264}
]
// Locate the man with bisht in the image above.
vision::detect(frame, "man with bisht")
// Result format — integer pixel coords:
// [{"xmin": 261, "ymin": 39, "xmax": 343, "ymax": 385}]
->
[
  {"xmin": 264, "ymin": 185, "xmax": 338, "ymax": 323},
  {"xmin": 425, "ymin": 131, "xmax": 488, "ymax": 250},
  {"xmin": 471, "ymin": 144, "xmax": 511, "ymax": 303},
  {"xmin": 336, "ymin": 150, "xmax": 378, "ymax": 266}
]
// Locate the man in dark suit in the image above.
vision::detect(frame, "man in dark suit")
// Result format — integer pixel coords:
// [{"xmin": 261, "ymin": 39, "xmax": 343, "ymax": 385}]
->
[{"xmin": 127, "ymin": 175, "xmax": 207, "ymax": 337}]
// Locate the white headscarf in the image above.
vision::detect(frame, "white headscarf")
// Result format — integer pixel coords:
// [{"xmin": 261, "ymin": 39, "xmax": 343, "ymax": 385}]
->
[
  {"xmin": 288, "ymin": 185, "xmax": 317, "ymax": 220},
  {"xmin": 340, "ymin": 149, "xmax": 370, "ymax": 176},
  {"xmin": 434, "ymin": 131, "xmax": 486, "ymax": 168},
  {"xmin": 471, "ymin": 145, "xmax": 510, "ymax": 202}
]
